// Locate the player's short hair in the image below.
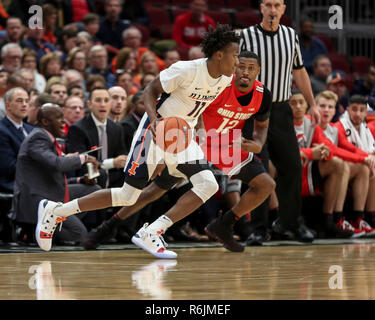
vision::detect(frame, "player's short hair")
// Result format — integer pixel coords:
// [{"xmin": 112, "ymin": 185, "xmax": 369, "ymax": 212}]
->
[
  {"xmin": 201, "ymin": 24, "xmax": 240, "ymax": 58},
  {"xmin": 349, "ymin": 95, "xmax": 367, "ymax": 106},
  {"xmin": 238, "ymin": 51, "xmax": 261, "ymax": 66},
  {"xmin": 315, "ymin": 90, "xmax": 338, "ymax": 105}
]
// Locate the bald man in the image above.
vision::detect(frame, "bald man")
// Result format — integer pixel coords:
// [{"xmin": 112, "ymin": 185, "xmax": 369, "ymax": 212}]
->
[
  {"xmin": 108, "ymin": 86, "xmax": 127, "ymax": 122},
  {"xmin": 13, "ymin": 104, "xmax": 101, "ymax": 245}
]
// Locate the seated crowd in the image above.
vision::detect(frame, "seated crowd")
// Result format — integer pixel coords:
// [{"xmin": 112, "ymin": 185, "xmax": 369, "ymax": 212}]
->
[{"xmin": 0, "ymin": 0, "xmax": 374, "ymax": 248}]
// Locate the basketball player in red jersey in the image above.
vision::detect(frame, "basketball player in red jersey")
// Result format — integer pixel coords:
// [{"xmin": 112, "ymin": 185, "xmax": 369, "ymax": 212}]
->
[{"xmin": 83, "ymin": 51, "xmax": 275, "ymax": 253}]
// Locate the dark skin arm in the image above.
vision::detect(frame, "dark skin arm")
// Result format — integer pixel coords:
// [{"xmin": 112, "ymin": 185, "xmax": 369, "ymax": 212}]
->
[
  {"xmin": 239, "ymin": 119, "xmax": 269, "ymax": 154},
  {"xmin": 143, "ymin": 75, "xmax": 165, "ymax": 140},
  {"xmin": 143, "ymin": 75, "xmax": 167, "ymax": 179}
]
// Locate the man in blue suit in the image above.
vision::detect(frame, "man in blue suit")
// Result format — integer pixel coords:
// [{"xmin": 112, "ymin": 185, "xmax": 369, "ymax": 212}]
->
[{"xmin": 0, "ymin": 87, "xmax": 34, "ymax": 193}]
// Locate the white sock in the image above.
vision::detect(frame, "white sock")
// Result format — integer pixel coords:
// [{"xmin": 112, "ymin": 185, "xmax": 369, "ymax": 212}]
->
[
  {"xmin": 147, "ymin": 215, "xmax": 173, "ymax": 235},
  {"xmin": 53, "ymin": 199, "xmax": 81, "ymax": 217}
]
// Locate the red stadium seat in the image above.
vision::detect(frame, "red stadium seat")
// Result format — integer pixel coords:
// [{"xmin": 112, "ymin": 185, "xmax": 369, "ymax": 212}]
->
[
  {"xmin": 280, "ymin": 14, "xmax": 292, "ymax": 27},
  {"xmin": 172, "ymin": 8, "xmax": 189, "ymax": 21},
  {"xmin": 329, "ymin": 53, "xmax": 351, "ymax": 74},
  {"xmin": 146, "ymin": 7, "xmax": 173, "ymax": 37},
  {"xmin": 207, "ymin": 0, "xmax": 226, "ymax": 10},
  {"xmin": 134, "ymin": 24, "xmax": 150, "ymax": 46},
  {"xmin": 234, "ymin": 10, "xmax": 261, "ymax": 28},
  {"xmin": 343, "ymin": 73, "xmax": 355, "ymax": 93},
  {"xmin": 351, "ymin": 56, "xmax": 373, "ymax": 78},
  {"xmin": 206, "ymin": 10, "xmax": 231, "ymax": 25},
  {"xmin": 315, "ymin": 34, "xmax": 335, "ymax": 53},
  {"xmin": 225, "ymin": 0, "xmax": 252, "ymax": 10},
  {"xmin": 171, "ymin": 0, "xmax": 191, "ymax": 8}
]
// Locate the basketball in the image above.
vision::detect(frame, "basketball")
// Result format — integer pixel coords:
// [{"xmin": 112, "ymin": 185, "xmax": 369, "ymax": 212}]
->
[{"xmin": 155, "ymin": 117, "xmax": 192, "ymax": 154}]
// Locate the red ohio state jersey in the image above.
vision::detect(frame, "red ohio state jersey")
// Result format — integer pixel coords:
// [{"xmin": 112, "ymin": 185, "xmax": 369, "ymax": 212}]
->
[{"xmin": 201, "ymin": 78, "xmax": 264, "ymax": 174}]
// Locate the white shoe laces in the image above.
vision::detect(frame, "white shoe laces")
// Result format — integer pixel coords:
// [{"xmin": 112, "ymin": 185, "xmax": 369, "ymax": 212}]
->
[
  {"xmin": 140, "ymin": 223, "xmax": 168, "ymax": 248},
  {"xmin": 341, "ymin": 220, "xmax": 355, "ymax": 232}
]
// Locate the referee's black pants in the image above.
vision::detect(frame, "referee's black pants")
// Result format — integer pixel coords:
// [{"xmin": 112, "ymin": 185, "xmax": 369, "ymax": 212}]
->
[{"xmin": 248, "ymin": 101, "xmax": 303, "ymax": 231}]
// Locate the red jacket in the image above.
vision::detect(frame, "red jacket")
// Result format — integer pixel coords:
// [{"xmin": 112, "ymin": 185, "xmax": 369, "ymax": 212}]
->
[{"xmin": 172, "ymin": 12, "xmax": 216, "ymax": 48}]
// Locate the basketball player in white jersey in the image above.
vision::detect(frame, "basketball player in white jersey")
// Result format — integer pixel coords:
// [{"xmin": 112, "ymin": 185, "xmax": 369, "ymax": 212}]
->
[{"xmin": 35, "ymin": 24, "xmax": 240, "ymax": 258}]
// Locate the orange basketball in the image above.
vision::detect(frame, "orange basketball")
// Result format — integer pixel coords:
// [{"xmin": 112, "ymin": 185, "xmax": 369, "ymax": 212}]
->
[{"xmin": 155, "ymin": 117, "xmax": 192, "ymax": 154}]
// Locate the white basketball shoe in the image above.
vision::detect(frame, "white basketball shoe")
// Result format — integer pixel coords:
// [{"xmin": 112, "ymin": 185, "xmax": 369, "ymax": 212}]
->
[
  {"xmin": 35, "ymin": 199, "xmax": 66, "ymax": 251},
  {"xmin": 131, "ymin": 223, "xmax": 177, "ymax": 259}
]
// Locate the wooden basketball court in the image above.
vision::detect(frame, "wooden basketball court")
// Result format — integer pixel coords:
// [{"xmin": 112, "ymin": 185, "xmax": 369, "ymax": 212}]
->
[{"xmin": 0, "ymin": 238, "xmax": 374, "ymax": 300}]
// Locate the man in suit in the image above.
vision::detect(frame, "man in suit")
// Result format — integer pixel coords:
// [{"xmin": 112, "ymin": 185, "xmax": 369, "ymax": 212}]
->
[
  {"xmin": 13, "ymin": 104, "xmax": 100, "ymax": 245},
  {"xmin": 0, "ymin": 87, "xmax": 34, "ymax": 193},
  {"xmin": 67, "ymin": 87, "xmax": 127, "ymax": 189}
]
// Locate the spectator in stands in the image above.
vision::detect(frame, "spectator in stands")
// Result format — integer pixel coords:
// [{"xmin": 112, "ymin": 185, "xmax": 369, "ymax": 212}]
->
[
  {"xmin": 0, "ymin": 17, "xmax": 23, "ymax": 54},
  {"xmin": 86, "ymin": 74, "xmax": 107, "ymax": 93},
  {"xmin": 133, "ymin": 51, "xmax": 159, "ymax": 87},
  {"xmin": 140, "ymin": 73, "xmax": 156, "ymax": 90},
  {"xmin": 116, "ymin": 69, "xmax": 139, "ymax": 96},
  {"xmin": 42, "ymin": 4, "xmax": 58, "ymax": 45},
  {"xmin": 351, "ymin": 64, "xmax": 375, "ymax": 99},
  {"xmin": 120, "ymin": 0, "xmax": 150, "ymax": 26},
  {"xmin": 47, "ymin": 80, "xmax": 68, "ymax": 107},
  {"xmin": 334, "ymin": 95, "xmax": 375, "ymax": 230},
  {"xmin": 0, "ymin": 43, "xmax": 22, "ymax": 75},
  {"xmin": 172, "ymin": 0, "xmax": 215, "ymax": 49},
  {"xmin": 112, "ymin": 47, "xmax": 137, "ymax": 75},
  {"xmin": 62, "ymin": 70, "xmax": 85, "ymax": 93},
  {"xmin": 77, "ymin": 31, "xmax": 94, "ymax": 57},
  {"xmin": 66, "ymin": 87, "xmax": 127, "ymax": 189},
  {"xmin": 22, "ymin": 22, "xmax": 57, "ymax": 62},
  {"xmin": 39, "ymin": 52, "xmax": 63, "ymax": 81},
  {"xmin": 16, "ymin": 68, "xmax": 35, "ymax": 91},
  {"xmin": 108, "ymin": 86, "xmax": 127, "ymax": 123},
  {"xmin": 66, "ymin": 48, "xmax": 87, "ymax": 76},
  {"xmin": 0, "ymin": 68, "xmax": 8, "ymax": 99},
  {"xmin": 122, "ymin": 27, "xmax": 165, "ymax": 71},
  {"xmin": 27, "ymin": 93, "xmax": 56, "ymax": 126},
  {"xmin": 290, "ymin": 90, "xmax": 365, "ymax": 238},
  {"xmin": 62, "ymin": 95, "xmax": 85, "ymax": 135},
  {"xmin": 299, "ymin": 18, "xmax": 328, "ymax": 75},
  {"xmin": 163, "ymin": 49, "xmax": 180, "ymax": 68},
  {"xmin": 86, "ymin": 45, "xmax": 115, "ymax": 88},
  {"xmin": 21, "ymin": 48, "xmax": 46, "ymax": 93},
  {"xmin": 82, "ymin": 13, "xmax": 101, "ymax": 44},
  {"xmin": 120, "ymin": 90, "xmax": 144, "ymax": 154},
  {"xmin": 310, "ymin": 55, "xmax": 332, "ymax": 95},
  {"xmin": 97, "ymin": 0, "xmax": 130, "ymax": 61},
  {"xmin": 316, "ymin": 90, "xmax": 375, "ymax": 235},
  {"xmin": 188, "ymin": 46, "xmax": 205, "ymax": 60},
  {"xmin": 56, "ymin": 28, "xmax": 78, "ymax": 64},
  {"xmin": 0, "ymin": 87, "xmax": 34, "ymax": 193},
  {"xmin": 326, "ymin": 71, "xmax": 349, "ymax": 121},
  {"xmin": 13, "ymin": 103, "xmax": 101, "ymax": 245}
]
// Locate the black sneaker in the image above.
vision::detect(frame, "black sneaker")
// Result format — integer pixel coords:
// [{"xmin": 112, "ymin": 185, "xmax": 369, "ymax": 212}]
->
[
  {"xmin": 205, "ymin": 218, "xmax": 244, "ymax": 252},
  {"xmin": 325, "ymin": 220, "xmax": 354, "ymax": 239},
  {"xmin": 81, "ymin": 221, "xmax": 117, "ymax": 250},
  {"xmin": 294, "ymin": 223, "xmax": 314, "ymax": 243},
  {"xmin": 246, "ymin": 229, "xmax": 271, "ymax": 246}
]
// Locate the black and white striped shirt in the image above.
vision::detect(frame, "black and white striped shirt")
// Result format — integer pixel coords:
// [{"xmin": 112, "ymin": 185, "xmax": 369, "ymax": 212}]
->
[{"xmin": 240, "ymin": 24, "xmax": 304, "ymax": 103}]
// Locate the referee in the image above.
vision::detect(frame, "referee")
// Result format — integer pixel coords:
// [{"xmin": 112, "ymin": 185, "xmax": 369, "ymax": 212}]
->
[{"xmin": 240, "ymin": 0, "xmax": 320, "ymax": 242}]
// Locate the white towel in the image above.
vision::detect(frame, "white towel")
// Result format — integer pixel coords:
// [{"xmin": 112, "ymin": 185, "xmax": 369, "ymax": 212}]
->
[{"xmin": 340, "ymin": 111, "xmax": 375, "ymax": 153}]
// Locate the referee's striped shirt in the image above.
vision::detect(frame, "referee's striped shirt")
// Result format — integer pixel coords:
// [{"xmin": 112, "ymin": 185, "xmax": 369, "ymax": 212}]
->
[{"xmin": 240, "ymin": 24, "xmax": 304, "ymax": 103}]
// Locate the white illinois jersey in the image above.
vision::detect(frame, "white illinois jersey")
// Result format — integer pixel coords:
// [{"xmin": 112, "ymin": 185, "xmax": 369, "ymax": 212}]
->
[{"xmin": 158, "ymin": 58, "xmax": 233, "ymax": 128}]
